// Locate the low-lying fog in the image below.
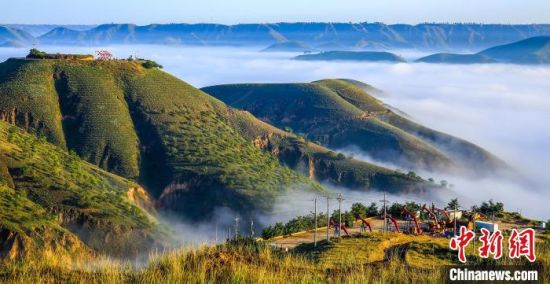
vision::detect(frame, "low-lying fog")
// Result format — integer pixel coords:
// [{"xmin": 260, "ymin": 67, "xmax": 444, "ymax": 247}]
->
[{"xmin": 1, "ymin": 45, "xmax": 549, "ymax": 222}]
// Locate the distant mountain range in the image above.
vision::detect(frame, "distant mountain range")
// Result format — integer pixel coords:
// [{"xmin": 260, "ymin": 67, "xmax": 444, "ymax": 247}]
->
[
  {"xmin": 262, "ymin": 41, "xmax": 314, "ymax": 52},
  {"xmin": 289, "ymin": 37, "xmax": 550, "ymax": 65},
  {"xmin": 1, "ymin": 23, "xmax": 550, "ymax": 51},
  {"xmin": 294, "ymin": 51, "xmax": 406, "ymax": 62},
  {"xmin": 417, "ymin": 36, "xmax": 550, "ymax": 64}
]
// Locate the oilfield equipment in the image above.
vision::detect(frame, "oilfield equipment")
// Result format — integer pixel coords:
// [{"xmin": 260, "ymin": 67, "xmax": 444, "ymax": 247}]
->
[
  {"xmin": 264, "ymin": 193, "xmax": 505, "ymax": 251},
  {"xmin": 401, "ymin": 206, "xmax": 422, "ymax": 235},
  {"xmin": 355, "ymin": 214, "xmax": 373, "ymax": 232},
  {"xmin": 329, "ymin": 218, "xmax": 350, "ymax": 236},
  {"xmin": 386, "ymin": 215, "xmax": 401, "ymax": 233}
]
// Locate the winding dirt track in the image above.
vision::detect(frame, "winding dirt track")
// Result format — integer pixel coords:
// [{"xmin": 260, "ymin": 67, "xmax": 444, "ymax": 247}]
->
[{"xmin": 271, "ymin": 218, "xmax": 411, "ymax": 249}]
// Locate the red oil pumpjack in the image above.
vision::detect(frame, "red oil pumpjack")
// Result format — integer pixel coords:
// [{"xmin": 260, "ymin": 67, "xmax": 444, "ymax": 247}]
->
[
  {"xmin": 401, "ymin": 206, "xmax": 422, "ymax": 235},
  {"xmin": 421, "ymin": 204, "xmax": 444, "ymax": 233},
  {"xmin": 354, "ymin": 214, "xmax": 372, "ymax": 233},
  {"xmin": 434, "ymin": 207, "xmax": 456, "ymax": 229},
  {"xmin": 386, "ymin": 215, "xmax": 401, "ymax": 233},
  {"xmin": 329, "ymin": 218, "xmax": 350, "ymax": 236}
]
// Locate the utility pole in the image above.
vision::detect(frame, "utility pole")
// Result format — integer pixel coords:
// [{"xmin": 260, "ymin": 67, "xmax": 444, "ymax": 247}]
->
[
  {"xmin": 454, "ymin": 203, "xmax": 457, "ymax": 237},
  {"xmin": 215, "ymin": 219, "xmax": 218, "ymax": 243},
  {"xmin": 314, "ymin": 197, "xmax": 318, "ymax": 247},
  {"xmin": 250, "ymin": 218, "xmax": 254, "ymax": 237},
  {"xmin": 380, "ymin": 192, "xmax": 387, "ymax": 233},
  {"xmin": 234, "ymin": 215, "xmax": 240, "ymax": 239},
  {"xmin": 326, "ymin": 196, "xmax": 330, "ymax": 242},
  {"xmin": 337, "ymin": 194, "xmax": 344, "ymax": 237}
]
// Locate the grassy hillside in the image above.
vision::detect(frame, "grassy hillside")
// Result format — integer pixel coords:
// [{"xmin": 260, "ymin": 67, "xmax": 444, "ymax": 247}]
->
[
  {"xmin": 221, "ymin": 109, "xmax": 430, "ymax": 192},
  {"xmin": 203, "ymin": 79, "xmax": 506, "ymax": 174},
  {"xmin": 0, "ymin": 58, "xmax": 323, "ymax": 222},
  {"xmin": 294, "ymin": 51, "xmax": 406, "ymax": 62},
  {"xmin": 3, "ymin": 234, "xmax": 547, "ymax": 283},
  {"xmin": 0, "ymin": 121, "xmax": 160, "ymax": 259}
]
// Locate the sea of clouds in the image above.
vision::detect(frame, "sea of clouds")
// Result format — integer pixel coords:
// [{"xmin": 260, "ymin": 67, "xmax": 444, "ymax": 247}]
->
[{"xmin": 1, "ymin": 45, "xmax": 549, "ymax": 222}]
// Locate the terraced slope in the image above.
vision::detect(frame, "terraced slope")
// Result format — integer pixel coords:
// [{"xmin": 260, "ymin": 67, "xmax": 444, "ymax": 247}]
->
[
  {"xmin": 0, "ymin": 122, "xmax": 159, "ymax": 259},
  {"xmin": 0, "ymin": 58, "xmax": 323, "ymax": 221},
  {"xmin": 203, "ymin": 79, "xmax": 506, "ymax": 174}
]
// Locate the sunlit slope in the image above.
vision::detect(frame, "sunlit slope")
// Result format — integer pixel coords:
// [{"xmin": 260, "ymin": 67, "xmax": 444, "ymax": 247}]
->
[
  {"xmin": 221, "ymin": 109, "xmax": 431, "ymax": 193},
  {"xmin": 0, "ymin": 122, "xmax": 159, "ymax": 259},
  {"xmin": 314, "ymin": 80, "xmax": 506, "ymax": 173},
  {"xmin": 0, "ymin": 58, "xmax": 318, "ymax": 220},
  {"xmin": 203, "ymin": 79, "xmax": 506, "ymax": 174}
]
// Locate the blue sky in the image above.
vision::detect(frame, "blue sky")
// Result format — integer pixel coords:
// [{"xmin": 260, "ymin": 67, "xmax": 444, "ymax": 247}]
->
[{"xmin": 3, "ymin": 0, "xmax": 550, "ymax": 24}]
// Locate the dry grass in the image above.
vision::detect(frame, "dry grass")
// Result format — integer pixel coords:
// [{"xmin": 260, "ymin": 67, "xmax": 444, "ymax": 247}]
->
[{"xmin": 3, "ymin": 233, "xmax": 546, "ymax": 283}]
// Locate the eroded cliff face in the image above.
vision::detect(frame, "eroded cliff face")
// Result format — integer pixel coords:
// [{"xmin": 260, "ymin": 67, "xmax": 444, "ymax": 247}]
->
[
  {"xmin": 252, "ymin": 133, "xmax": 334, "ymax": 184},
  {"xmin": 0, "ymin": 226, "xmax": 91, "ymax": 263},
  {"xmin": 127, "ymin": 186, "xmax": 157, "ymax": 216},
  {"xmin": 0, "ymin": 108, "xmax": 52, "ymax": 142},
  {"xmin": 250, "ymin": 133, "xmax": 430, "ymax": 192}
]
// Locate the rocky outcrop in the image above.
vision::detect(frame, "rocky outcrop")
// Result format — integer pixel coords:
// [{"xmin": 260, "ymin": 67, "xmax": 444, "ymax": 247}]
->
[
  {"xmin": 127, "ymin": 186, "xmax": 157, "ymax": 216},
  {"xmin": 0, "ymin": 226, "xmax": 90, "ymax": 263}
]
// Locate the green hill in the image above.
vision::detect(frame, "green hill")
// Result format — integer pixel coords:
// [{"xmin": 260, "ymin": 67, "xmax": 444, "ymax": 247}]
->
[
  {"xmin": 223, "ymin": 109, "xmax": 430, "ymax": 193},
  {"xmin": 478, "ymin": 36, "xmax": 550, "ymax": 64},
  {"xmin": 0, "ymin": 121, "xmax": 160, "ymax": 260},
  {"xmin": 416, "ymin": 53, "xmax": 497, "ymax": 64},
  {"xmin": 202, "ymin": 79, "xmax": 506, "ymax": 174},
  {"xmin": 0, "ymin": 57, "xmax": 323, "ymax": 221},
  {"xmin": 0, "ymin": 56, "xmax": 438, "ymax": 225},
  {"xmin": 294, "ymin": 51, "xmax": 406, "ymax": 62}
]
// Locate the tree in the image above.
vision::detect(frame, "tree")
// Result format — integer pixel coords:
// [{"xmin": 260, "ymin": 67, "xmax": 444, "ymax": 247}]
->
[
  {"xmin": 365, "ymin": 202, "xmax": 378, "ymax": 217},
  {"xmin": 447, "ymin": 198, "xmax": 460, "ymax": 210},
  {"xmin": 387, "ymin": 202, "xmax": 403, "ymax": 218},
  {"xmin": 403, "ymin": 201, "xmax": 421, "ymax": 214},
  {"xmin": 331, "ymin": 210, "xmax": 354, "ymax": 227},
  {"xmin": 351, "ymin": 203, "xmax": 367, "ymax": 217},
  {"xmin": 27, "ymin": 48, "xmax": 46, "ymax": 59},
  {"xmin": 142, "ymin": 60, "xmax": 163, "ymax": 69},
  {"xmin": 478, "ymin": 200, "xmax": 504, "ymax": 215}
]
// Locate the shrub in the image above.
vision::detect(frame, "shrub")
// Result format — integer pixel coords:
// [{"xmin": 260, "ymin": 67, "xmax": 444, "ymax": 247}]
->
[
  {"xmin": 27, "ymin": 48, "xmax": 46, "ymax": 59},
  {"xmin": 142, "ymin": 60, "xmax": 163, "ymax": 69},
  {"xmin": 474, "ymin": 199, "xmax": 504, "ymax": 216}
]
